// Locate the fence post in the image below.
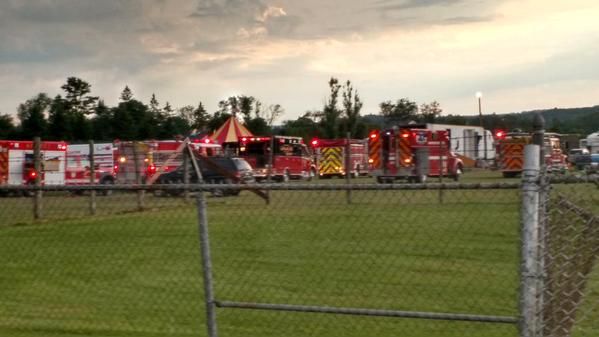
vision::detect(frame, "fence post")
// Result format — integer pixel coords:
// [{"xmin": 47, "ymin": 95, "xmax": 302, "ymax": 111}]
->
[
  {"xmin": 193, "ymin": 149, "xmax": 218, "ymax": 337},
  {"xmin": 519, "ymin": 144, "xmax": 542, "ymax": 337},
  {"xmin": 89, "ymin": 141, "xmax": 97, "ymax": 215},
  {"xmin": 438, "ymin": 138, "xmax": 444, "ymax": 204},
  {"xmin": 33, "ymin": 137, "xmax": 42, "ymax": 220},
  {"xmin": 266, "ymin": 136, "xmax": 274, "ymax": 205},
  {"xmin": 345, "ymin": 132, "xmax": 352, "ymax": 204},
  {"xmin": 132, "ymin": 142, "xmax": 145, "ymax": 211},
  {"xmin": 183, "ymin": 147, "xmax": 190, "ymax": 203},
  {"xmin": 532, "ymin": 113, "xmax": 545, "ymax": 166}
]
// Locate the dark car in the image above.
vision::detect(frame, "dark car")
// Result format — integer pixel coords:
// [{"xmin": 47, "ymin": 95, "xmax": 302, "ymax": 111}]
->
[{"xmin": 155, "ymin": 156, "xmax": 255, "ymax": 196}]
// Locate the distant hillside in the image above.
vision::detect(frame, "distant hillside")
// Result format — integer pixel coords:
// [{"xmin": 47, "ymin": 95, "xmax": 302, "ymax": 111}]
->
[{"xmin": 363, "ymin": 106, "xmax": 599, "ymax": 136}]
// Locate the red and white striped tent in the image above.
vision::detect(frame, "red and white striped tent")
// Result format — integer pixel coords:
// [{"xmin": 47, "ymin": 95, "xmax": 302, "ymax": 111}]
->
[{"xmin": 210, "ymin": 116, "xmax": 253, "ymax": 144}]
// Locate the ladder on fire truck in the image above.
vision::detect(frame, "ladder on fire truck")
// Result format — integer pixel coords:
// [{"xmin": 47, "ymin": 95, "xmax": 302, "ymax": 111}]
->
[{"xmin": 145, "ymin": 138, "xmax": 269, "ymax": 202}]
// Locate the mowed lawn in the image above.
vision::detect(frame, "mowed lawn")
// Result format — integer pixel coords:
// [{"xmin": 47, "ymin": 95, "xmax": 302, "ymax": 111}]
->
[{"xmin": 0, "ymin": 177, "xmax": 597, "ymax": 336}]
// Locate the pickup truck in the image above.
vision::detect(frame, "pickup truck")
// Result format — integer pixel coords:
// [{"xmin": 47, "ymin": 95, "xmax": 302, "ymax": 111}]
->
[{"xmin": 568, "ymin": 148, "xmax": 591, "ymax": 170}]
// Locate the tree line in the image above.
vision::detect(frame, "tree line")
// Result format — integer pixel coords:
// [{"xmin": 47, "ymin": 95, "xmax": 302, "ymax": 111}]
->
[
  {"xmin": 0, "ymin": 77, "xmax": 284, "ymax": 142},
  {"xmin": 2, "ymin": 76, "xmax": 596, "ymax": 143}
]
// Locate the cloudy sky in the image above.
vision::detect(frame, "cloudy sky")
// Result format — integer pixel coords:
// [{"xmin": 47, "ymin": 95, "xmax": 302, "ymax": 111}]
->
[{"xmin": 1, "ymin": 0, "xmax": 599, "ymax": 121}]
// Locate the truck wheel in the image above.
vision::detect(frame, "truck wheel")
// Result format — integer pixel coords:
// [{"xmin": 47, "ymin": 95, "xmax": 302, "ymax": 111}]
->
[
  {"xmin": 307, "ymin": 168, "xmax": 316, "ymax": 181},
  {"xmin": 100, "ymin": 178, "xmax": 114, "ymax": 196},
  {"xmin": 279, "ymin": 170, "xmax": 290, "ymax": 183},
  {"xmin": 22, "ymin": 181, "xmax": 35, "ymax": 197},
  {"xmin": 211, "ymin": 179, "xmax": 225, "ymax": 197},
  {"xmin": 453, "ymin": 165, "xmax": 463, "ymax": 182}
]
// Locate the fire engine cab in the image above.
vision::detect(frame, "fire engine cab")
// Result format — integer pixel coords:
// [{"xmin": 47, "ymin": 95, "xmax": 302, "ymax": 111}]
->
[
  {"xmin": 0, "ymin": 140, "xmax": 67, "ymax": 188},
  {"xmin": 368, "ymin": 128, "xmax": 464, "ymax": 183},
  {"xmin": 238, "ymin": 136, "xmax": 316, "ymax": 182},
  {"xmin": 310, "ymin": 138, "xmax": 369, "ymax": 178}
]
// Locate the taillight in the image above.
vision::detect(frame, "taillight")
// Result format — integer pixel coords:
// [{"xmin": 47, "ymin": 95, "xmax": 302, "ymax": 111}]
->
[
  {"xmin": 29, "ymin": 170, "xmax": 37, "ymax": 178},
  {"xmin": 114, "ymin": 164, "xmax": 119, "ymax": 173}
]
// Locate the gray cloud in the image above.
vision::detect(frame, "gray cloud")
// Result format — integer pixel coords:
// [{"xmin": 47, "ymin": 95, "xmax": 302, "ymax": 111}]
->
[{"xmin": 374, "ymin": 0, "xmax": 464, "ymax": 11}]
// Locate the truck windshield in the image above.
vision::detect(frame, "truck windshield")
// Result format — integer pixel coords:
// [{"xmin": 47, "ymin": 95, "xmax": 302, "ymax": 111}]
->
[{"xmin": 234, "ymin": 159, "xmax": 252, "ymax": 171}]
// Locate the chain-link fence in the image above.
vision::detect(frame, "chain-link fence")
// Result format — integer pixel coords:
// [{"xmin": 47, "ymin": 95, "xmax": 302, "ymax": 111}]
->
[{"xmin": 0, "ymin": 171, "xmax": 598, "ymax": 336}]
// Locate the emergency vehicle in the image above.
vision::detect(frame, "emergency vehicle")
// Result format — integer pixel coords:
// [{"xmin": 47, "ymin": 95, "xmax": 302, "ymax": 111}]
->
[
  {"xmin": 581, "ymin": 131, "xmax": 599, "ymax": 154},
  {"xmin": 425, "ymin": 123, "xmax": 495, "ymax": 166},
  {"xmin": 113, "ymin": 141, "xmax": 155, "ymax": 184},
  {"xmin": 66, "ymin": 143, "xmax": 116, "ymax": 187},
  {"xmin": 310, "ymin": 138, "xmax": 368, "ymax": 178},
  {"xmin": 148, "ymin": 139, "xmax": 223, "ymax": 174},
  {"xmin": 368, "ymin": 128, "xmax": 464, "ymax": 183},
  {"xmin": 0, "ymin": 140, "xmax": 67, "ymax": 188},
  {"xmin": 495, "ymin": 131, "xmax": 568, "ymax": 177},
  {"xmin": 238, "ymin": 136, "xmax": 315, "ymax": 182}
]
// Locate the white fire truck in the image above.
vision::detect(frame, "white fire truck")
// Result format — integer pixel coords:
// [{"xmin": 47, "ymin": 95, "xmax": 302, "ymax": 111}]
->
[
  {"xmin": 0, "ymin": 141, "xmax": 67, "ymax": 195},
  {"xmin": 65, "ymin": 143, "xmax": 117, "ymax": 187}
]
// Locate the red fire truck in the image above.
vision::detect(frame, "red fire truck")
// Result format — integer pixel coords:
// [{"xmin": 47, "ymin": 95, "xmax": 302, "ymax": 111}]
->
[
  {"xmin": 66, "ymin": 143, "xmax": 117, "ymax": 188},
  {"xmin": 0, "ymin": 141, "xmax": 67, "ymax": 195},
  {"xmin": 496, "ymin": 131, "xmax": 567, "ymax": 177},
  {"xmin": 368, "ymin": 128, "xmax": 464, "ymax": 183},
  {"xmin": 310, "ymin": 138, "xmax": 369, "ymax": 178},
  {"xmin": 238, "ymin": 136, "xmax": 316, "ymax": 182}
]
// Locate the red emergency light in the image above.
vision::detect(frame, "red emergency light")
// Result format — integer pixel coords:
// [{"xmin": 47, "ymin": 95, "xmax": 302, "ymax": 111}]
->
[
  {"xmin": 29, "ymin": 170, "xmax": 37, "ymax": 178},
  {"xmin": 147, "ymin": 163, "xmax": 157, "ymax": 175},
  {"xmin": 401, "ymin": 132, "xmax": 410, "ymax": 139},
  {"xmin": 495, "ymin": 130, "xmax": 506, "ymax": 139},
  {"xmin": 369, "ymin": 131, "xmax": 378, "ymax": 140},
  {"xmin": 204, "ymin": 138, "xmax": 211, "ymax": 144},
  {"xmin": 311, "ymin": 138, "xmax": 319, "ymax": 147}
]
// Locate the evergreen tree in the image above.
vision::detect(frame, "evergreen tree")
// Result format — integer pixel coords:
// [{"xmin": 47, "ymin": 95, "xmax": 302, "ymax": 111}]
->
[
  {"xmin": 191, "ymin": 102, "xmax": 210, "ymax": 132},
  {"xmin": 120, "ymin": 85, "xmax": 133, "ymax": 102},
  {"xmin": 60, "ymin": 77, "xmax": 98, "ymax": 115},
  {"xmin": 17, "ymin": 93, "xmax": 51, "ymax": 139},
  {"xmin": 47, "ymin": 95, "xmax": 71, "ymax": 140},
  {"xmin": 0, "ymin": 114, "xmax": 15, "ymax": 139},
  {"xmin": 91, "ymin": 100, "xmax": 113, "ymax": 141}
]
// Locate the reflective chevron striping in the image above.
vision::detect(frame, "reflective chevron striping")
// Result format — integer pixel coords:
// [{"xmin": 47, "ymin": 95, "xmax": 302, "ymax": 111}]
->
[
  {"xmin": 368, "ymin": 138, "xmax": 381, "ymax": 168},
  {"xmin": 399, "ymin": 136, "xmax": 412, "ymax": 167},
  {"xmin": 319, "ymin": 147, "xmax": 344, "ymax": 174}
]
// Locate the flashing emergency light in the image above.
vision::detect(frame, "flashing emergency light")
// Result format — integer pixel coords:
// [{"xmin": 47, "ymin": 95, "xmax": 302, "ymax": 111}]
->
[
  {"xmin": 311, "ymin": 138, "xmax": 319, "ymax": 147},
  {"xmin": 241, "ymin": 137, "xmax": 247, "ymax": 142},
  {"xmin": 495, "ymin": 130, "xmax": 506, "ymax": 139},
  {"xmin": 147, "ymin": 164, "xmax": 157, "ymax": 175},
  {"xmin": 29, "ymin": 170, "xmax": 37, "ymax": 178},
  {"xmin": 401, "ymin": 132, "xmax": 410, "ymax": 139},
  {"xmin": 369, "ymin": 132, "xmax": 378, "ymax": 139},
  {"xmin": 119, "ymin": 156, "xmax": 127, "ymax": 163},
  {"xmin": 204, "ymin": 139, "xmax": 211, "ymax": 144},
  {"xmin": 404, "ymin": 158, "xmax": 412, "ymax": 164},
  {"xmin": 240, "ymin": 146, "xmax": 246, "ymax": 152}
]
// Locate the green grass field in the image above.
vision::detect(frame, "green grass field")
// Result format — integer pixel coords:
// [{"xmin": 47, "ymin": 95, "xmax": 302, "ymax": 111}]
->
[{"xmin": 0, "ymin": 169, "xmax": 597, "ymax": 337}]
